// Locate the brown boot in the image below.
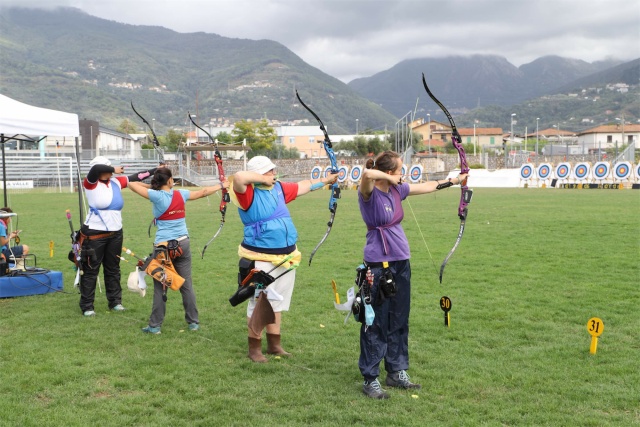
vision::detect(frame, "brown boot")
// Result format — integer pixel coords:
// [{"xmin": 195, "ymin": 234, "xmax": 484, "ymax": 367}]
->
[
  {"xmin": 248, "ymin": 337, "xmax": 267, "ymax": 363},
  {"xmin": 266, "ymin": 333, "xmax": 291, "ymax": 357}
]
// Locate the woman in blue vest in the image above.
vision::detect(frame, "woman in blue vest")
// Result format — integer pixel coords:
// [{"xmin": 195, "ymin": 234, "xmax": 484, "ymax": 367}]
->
[
  {"xmin": 231, "ymin": 156, "xmax": 338, "ymax": 362},
  {"xmin": 128, "ymin": 167, "xmax": 228, "ymax": 334}
]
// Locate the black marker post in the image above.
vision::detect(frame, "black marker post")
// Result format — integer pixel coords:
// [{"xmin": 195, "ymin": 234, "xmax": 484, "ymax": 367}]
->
[{"xmin": 440, "ymin": 296, "xmax": 452, "ymax": 327}]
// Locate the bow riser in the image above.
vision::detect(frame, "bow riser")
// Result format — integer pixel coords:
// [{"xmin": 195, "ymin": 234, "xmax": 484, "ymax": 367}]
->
[
  {"xmin": 296, "ymin": 90, "xmax": 341, "ymax": 265},
  {"xmin": 189, "ymin": 112, "xmax": 229, "ymax": 257}
]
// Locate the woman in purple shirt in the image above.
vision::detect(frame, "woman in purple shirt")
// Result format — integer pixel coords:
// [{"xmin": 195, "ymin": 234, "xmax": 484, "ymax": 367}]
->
[{"xmin": 357, "ymin": 150, "xmax": 467, "ymax": 399}]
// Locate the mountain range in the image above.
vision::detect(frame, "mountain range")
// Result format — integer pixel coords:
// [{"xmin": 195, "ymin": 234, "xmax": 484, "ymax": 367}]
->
[
  {"xmin": 0, "ymin": 6, "xmax": 638, "ymax": 135},
  {"xmin": 348, "ymin": 55, "xmax": 627, "ymax": 116}
]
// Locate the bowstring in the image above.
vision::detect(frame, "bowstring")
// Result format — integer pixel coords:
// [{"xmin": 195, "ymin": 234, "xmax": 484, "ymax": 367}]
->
[{"xmin": 405, "ymin": 195, "xmax": 440, "ymax": 279}]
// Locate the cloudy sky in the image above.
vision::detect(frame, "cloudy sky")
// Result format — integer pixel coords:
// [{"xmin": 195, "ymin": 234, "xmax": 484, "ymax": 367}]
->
[{"xmin": 7, "ymin": 0, "xmax": 640, "ymax": 83}]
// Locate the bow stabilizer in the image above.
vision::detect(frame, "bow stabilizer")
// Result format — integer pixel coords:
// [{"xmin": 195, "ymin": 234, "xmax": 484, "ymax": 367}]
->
[
  {"xmin": 295, "ymin": 90, "xmax": 341, "ymax": 265},
  {"xmin": 421, "ymin": 73, "xmax": 473, "ymax": 283}
]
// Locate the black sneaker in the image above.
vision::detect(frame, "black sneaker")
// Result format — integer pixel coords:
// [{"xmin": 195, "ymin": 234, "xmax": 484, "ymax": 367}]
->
[
  {"xmin": 362, "ymin": 379, "xmax": 390, "ymax": 399},
  {"xmin": 385, "ymin": 370, "xmax": 421, "ymax": 389}
]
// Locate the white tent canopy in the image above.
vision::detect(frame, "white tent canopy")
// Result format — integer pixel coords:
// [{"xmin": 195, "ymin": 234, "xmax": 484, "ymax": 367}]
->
[{"xmin": 0, "ymin": 93, "xmax": 79, "ymax": 137}]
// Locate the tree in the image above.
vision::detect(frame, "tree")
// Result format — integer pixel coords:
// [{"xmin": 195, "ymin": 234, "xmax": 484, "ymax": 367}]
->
[
  {"xmin": 162, "ymin": 129, "xmax": 185, "ymax": 152},
  {"xmin": 117, "ymin": 119, "xmax": 138, "ymax": 134},
  {"xmin": 215, "ymin": 131, "xmax": 233, "ymax": 144},
  {"xmin": 390, "ymin": 131, "xmax": 422, "ymax": 153},
  {"xmin": 366, "ymin": 136, "xmax": 392, "ymax": 155},
  {"xmin": 232, "ymin": 119, "xmax": 277, "ymax": 154},
  {"xmin": 271, "ymin": 145, "xmax": 300, "ymax": 159}
]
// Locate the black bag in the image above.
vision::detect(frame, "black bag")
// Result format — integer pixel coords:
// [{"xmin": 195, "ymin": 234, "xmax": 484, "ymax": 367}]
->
[
  {"xmin": 238, "ymin": 257, "xmax": 255, "ymax": 286},
  {"xmin": 352, "ymin": 264, "xmax": 370, "ymax": 324},
  {"xmin": 0, "ymin": 258, "xmax": 7, "ymax": 276},
  {"xmin": 229, "ymin": 258, "xmax": 257, "ymax": 307}
]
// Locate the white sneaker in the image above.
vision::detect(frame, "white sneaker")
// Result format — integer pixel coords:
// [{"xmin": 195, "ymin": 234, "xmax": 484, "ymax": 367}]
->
[{"xmin": 83, "ymin": 310, "xmax": 96, "ymax": 317}]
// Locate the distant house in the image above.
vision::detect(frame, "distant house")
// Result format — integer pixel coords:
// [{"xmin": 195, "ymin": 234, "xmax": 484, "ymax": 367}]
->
[
  {"xmin": 576, "ymin": 124, "xmax": 640, "ymax": 149},
  {"xmin": 410, "ymin": 118, "xmax": 502, "ymax": 150},
  {"xmin": 536, "ymin": 128, "xmax": 576, "ymax": 143},
  {"xmin": 46, "ymin": 119, "xmax": 142, "ymax": 160},
  {"xmin": 458, "ymin": 127, "xmax": 503, "ymax": 147},
  {"xmin": 276, "ymin": 125, "xmax": 325, "ymax": 158},
  {"xmin": 411, "ymin": 119, "xmax": 450, "ymax": 144}
]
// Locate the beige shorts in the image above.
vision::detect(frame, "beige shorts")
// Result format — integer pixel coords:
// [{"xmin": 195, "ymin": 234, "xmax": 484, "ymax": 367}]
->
[{"xmin": 246, "ymin": 260, "xmax": 296, "ymax": 318}]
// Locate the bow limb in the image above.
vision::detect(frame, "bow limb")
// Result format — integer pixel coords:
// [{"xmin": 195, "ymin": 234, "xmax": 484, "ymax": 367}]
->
[
  {"xmin": 295, "ymin": 90, "xmax": 341, "ymax": 265},
  {"xmin": 421, "ymin": 73, "xmax": 473, "ymax": 283},
  {"xmin": 188, "ymin": 113, "xmax": 230, "ymax": 258},
  {"xmin": 131, "ymin": 101, "xmax": 164, "ymax": 164}
]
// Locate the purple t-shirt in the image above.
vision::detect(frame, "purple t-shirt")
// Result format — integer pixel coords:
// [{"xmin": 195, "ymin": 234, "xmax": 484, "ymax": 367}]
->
[{"xmin": 358, "ymin": 183, "xmax": 411, "ymax": 262}]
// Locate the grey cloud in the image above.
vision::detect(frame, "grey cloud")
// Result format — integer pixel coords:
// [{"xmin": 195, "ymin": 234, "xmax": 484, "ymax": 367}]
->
[{"xmin": 6, "ymin": 0, "xmax": 640, "ymax": 82}]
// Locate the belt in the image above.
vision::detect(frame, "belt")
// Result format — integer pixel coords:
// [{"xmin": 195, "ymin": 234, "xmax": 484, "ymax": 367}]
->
[
  {"xmin": 83, "ymin": 231, "xmax": 115, "ymax": 240},
  {"xmin": 176, "ymin": 235, "xmax": 189, "ymax": 242},
  {"xmin": 364, "ymin": 261, "xmax": 385, "ymax": 268}
]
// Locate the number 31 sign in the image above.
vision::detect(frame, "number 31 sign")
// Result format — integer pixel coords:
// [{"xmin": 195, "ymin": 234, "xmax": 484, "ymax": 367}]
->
[{"xmin": 586, "ymin": 317, "xmax": 604, "ymax": 354}]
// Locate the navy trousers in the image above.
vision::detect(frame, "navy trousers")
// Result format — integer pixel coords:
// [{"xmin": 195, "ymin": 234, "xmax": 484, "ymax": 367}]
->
[{"xmin": 359, "ymin": 259, "xmax": 411, "ymax": 381}]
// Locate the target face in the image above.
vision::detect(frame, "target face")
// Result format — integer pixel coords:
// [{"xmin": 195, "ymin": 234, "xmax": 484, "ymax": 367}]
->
[
  {"xmin": 323, "ymin": 166, "xmax": 333, "ymax": 177},
  {"xmin": 614, "ymin": 162, "xmax": 631, "ymax": 179},
  {"xmin": 636, "ymin": 164, "xmax": 640, "ymax": 180},
  {"xmin": 337, "ymin": 166, "xmax": 349, "ymax": 182},
  {"xmin": 310, "ymin": 166, "xmax": 322, "ymax": 180},
  {"xmin": 350, "ymin": 165, "xmax": 362, "ymax": 182},
  {"xmin": 537, "ymin": 163, "xmax": 551, "ymax": 179},
  {"xmin": 574, "ymin": 163, "xmax": 590, "ymax": 179},
  {"xmin": 401, "ymin": 164, "xmax": 407, "ymax": 178},
  {"xmin": 409, "ymin": 165, "xmax": 423, "ymax": 183},
  {"xmin": 593, "ymin": 162, "xmax": 610, "ymax": 180},
  {"xmin": 555, "ymin": 163, "xmax": 571, "ymax": 179},
  {"xmin": 520, "ymin": 164, "xmax": 534, "ymax": 179}
]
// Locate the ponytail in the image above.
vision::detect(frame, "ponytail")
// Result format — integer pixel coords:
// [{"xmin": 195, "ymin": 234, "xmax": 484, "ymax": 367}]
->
[
  {"xmin": 369, "ymin": 151, "xmax": 400, "ymax": 172},
  {"xmin": 151, "ymin": 168, "xmax": 172, "ymax": 190}
]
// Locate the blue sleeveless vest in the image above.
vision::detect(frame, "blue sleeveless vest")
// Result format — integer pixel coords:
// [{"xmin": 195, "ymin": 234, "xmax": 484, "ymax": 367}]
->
[{"xmin": 238, "ymin": 182, "xmax": 298, "ymax": 250}]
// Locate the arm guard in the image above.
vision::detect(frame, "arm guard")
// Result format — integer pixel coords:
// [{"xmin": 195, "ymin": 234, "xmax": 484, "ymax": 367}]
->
[
  {"xmin": 436, "ymin": 179, "xmax": 454, "ymax": 190},
  {"xmin": 128, "ymin": 168, "xmax": 158, "ymax": 182},
  {"xmin": 86, "ymin": 164, "xmax": 115, "ymax": 183}
]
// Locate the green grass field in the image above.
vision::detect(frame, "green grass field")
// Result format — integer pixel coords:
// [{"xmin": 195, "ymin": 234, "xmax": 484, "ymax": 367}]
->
[{"xmin": 0, "ymin": 187, "xmax": 638, "ymax": 426}]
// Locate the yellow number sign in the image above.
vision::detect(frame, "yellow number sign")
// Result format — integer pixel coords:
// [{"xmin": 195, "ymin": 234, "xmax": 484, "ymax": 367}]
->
[
  {"xmin": 587, "ymin": 317, "xmax": 604, "ymax": 337},
  {"xmin": 586, "ymin": 317, "xmax": 604, "ymax": 354}
]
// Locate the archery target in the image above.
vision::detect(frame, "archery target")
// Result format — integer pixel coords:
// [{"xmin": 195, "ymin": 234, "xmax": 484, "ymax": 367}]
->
[
  {"xmin": 350, "ymin": 165, "xmax": 363, "ymax": 182},
  {"xmin": 337, "ymin": 166, "xmax": 349, "ymax": 183},
  {"xmin": 520, "ymin": 163, "xmax": 535, "ymax": 180},
  {"xmin": 573, "ymin": 162, "xmax": 591, "ymax": 180},
  {"xmin": 323, "ymin": 166, "xmax": 333, "ymax": 177},
  {"xmin": 613, "ymin": 161, "xmax": 632, "ymax": 180},
  {"xmin": 409, "ymin": 165, "xmax": 424, "ymax": 183},
  {"xmin": 401, "ymin": 164, "xmax": 408, "ymax": 179},
  {"xmin": 593, "ymin": 161, "xmax": 610, "ymax": 180},
  {"xmin": 310, "ymin": 166, "xmax": 322, "ymax": 180},
  {"xmin": 537, "ymin": 163, "xmax": 552, "ymax": 180},
  {"xmin": 636, "ymin": 164, "xmax": 640, "ymax": 181},
  {"xmin": 555, "ymin": 162, "xmax": 571, "ymax": 180}
]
